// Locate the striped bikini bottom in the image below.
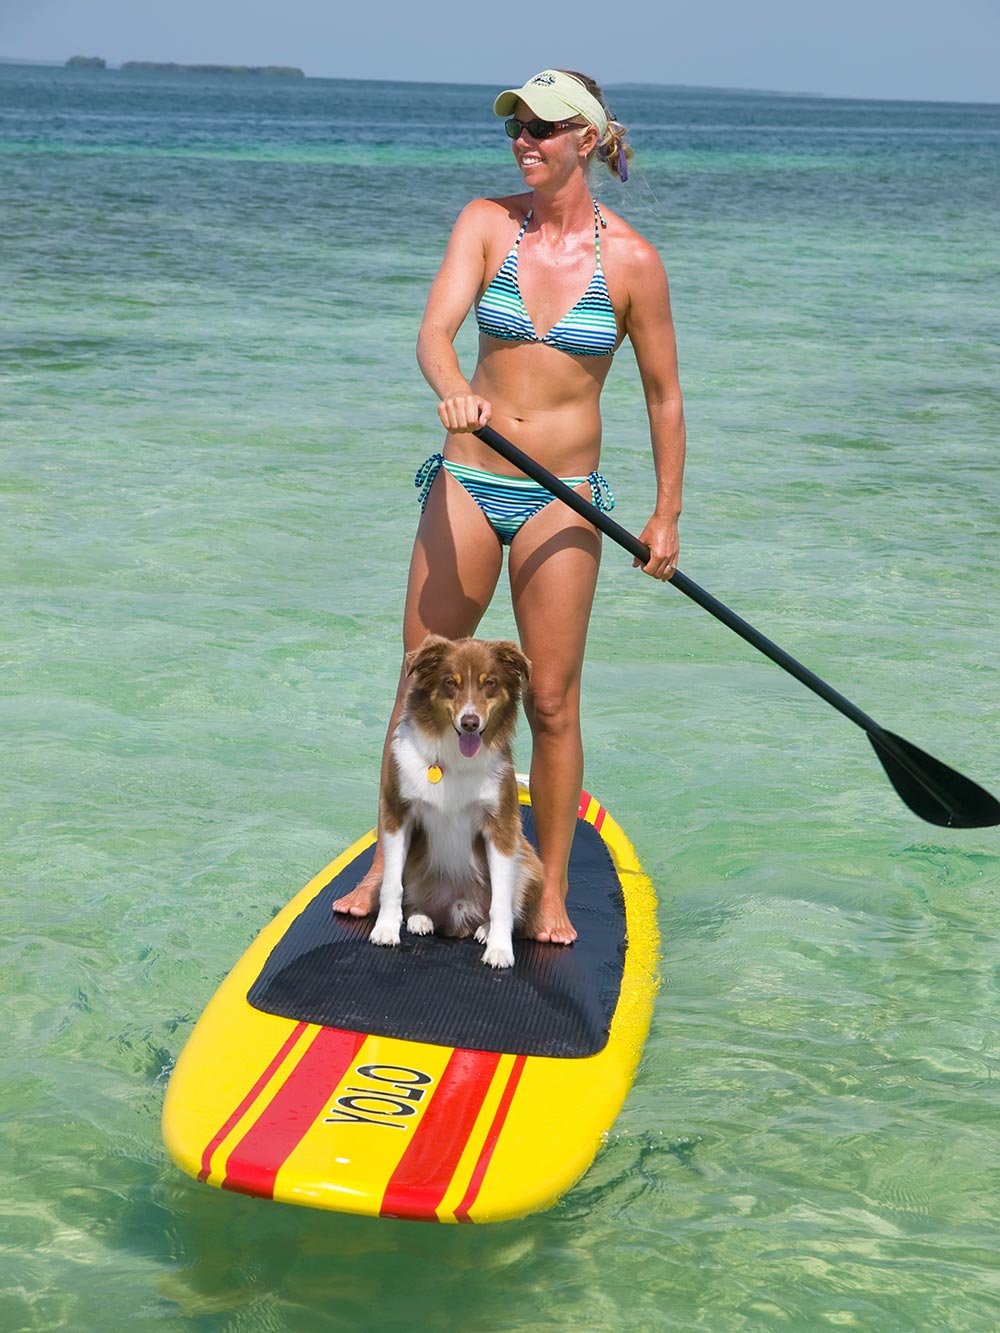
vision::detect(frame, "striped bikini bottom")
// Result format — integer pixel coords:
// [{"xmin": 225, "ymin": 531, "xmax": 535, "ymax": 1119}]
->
[{"xmin": 414, "ymin": 453, "xmax": 615, "ymax": 547}]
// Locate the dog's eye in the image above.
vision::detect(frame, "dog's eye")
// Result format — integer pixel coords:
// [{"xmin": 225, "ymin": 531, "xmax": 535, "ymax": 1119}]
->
[
  {"xmin": 482, "ymin": 675, "xmax": 498, "ymax": 694},
  {"xmin": 443, "ymin": 675, "xmax": 460, "ymax": 696}
]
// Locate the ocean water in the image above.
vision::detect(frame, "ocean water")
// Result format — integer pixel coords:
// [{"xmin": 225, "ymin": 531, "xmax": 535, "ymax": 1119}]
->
[{"xmin": 3, "ymin": 62, "xmax": 999, "ymax": 1331}]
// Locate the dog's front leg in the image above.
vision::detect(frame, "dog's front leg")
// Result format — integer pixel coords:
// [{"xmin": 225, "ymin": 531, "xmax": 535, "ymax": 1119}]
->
[
  {"xmin": 370, "ymin": 822, "xmax": 409, "ymax": 947},
  {"xmin": 480, "ymin": 840, "xmax": 517, "ymax": 969}
]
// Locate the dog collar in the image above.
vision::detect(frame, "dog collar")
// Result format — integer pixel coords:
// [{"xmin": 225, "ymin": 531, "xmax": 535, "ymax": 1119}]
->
[{"xmin": 427, "ymin": 764, "xmax": 443, "ymax": 784}]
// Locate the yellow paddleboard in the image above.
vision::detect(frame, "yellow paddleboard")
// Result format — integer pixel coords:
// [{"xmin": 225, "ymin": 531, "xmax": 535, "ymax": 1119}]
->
[{"xmin": 162, "ymin": 783, "xmax": 658, "ymax": 1223}]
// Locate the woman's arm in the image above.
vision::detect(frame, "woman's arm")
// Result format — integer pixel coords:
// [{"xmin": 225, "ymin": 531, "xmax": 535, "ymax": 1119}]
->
[
  {"xmin": 416, "ymin": 199, "xmax": 497, "ymax": 433},
  {"xmin": 623, "ymin": 241, "xmax": 687, "ymax": 581}
]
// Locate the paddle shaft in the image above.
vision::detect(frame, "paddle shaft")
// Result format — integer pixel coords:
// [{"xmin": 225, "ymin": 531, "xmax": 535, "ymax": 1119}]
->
[{"xmin": 474, "ymin": 424, "xmax": 883, "ymax": 739}]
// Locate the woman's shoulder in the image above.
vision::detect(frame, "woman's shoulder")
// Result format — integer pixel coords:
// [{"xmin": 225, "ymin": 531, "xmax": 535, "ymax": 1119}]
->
[
  {"xmin": 597, "ymin": 203, "xmax": 668, "ymax": 276},
  {"xmin": 454, "ymin": 193, "xmax": 531, "ymax": 231}
]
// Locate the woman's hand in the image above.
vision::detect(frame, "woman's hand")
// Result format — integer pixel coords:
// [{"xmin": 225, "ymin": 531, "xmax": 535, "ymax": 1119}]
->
[
  {"xmin": 437, "ymin": 393, "xmax": 493, "ymax": 434},
  {"xmin": 634, "ymin": 512, "xmax": 679, "ymax": 581}
]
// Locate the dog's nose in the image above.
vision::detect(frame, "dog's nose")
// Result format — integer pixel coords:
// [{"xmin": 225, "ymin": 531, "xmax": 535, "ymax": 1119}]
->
[{"xmin": 460, "ymin": 711, "xmax": 481, "ymax": 733}]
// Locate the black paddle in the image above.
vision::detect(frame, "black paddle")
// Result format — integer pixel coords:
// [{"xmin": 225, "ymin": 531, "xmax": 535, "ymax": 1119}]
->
[{"xmin": 474, "ymin": 423, "xmax": 1000, "ymax": 829}]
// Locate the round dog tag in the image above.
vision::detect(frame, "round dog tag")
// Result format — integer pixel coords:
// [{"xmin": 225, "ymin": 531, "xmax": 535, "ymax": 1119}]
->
[{"xmin": 427, "ymin": 765, "xmax": 443, "ymax": 784}]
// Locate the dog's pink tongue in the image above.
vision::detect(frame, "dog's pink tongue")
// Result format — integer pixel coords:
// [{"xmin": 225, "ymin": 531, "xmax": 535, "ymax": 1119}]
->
[{"xmin": 459, "ymin": 732, "xmax": 482, "ymax": 759}]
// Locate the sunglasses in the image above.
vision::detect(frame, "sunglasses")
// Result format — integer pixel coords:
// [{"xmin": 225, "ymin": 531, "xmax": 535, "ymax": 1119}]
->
[{"xmin": 504, "ymin": 116, "xmax": 584, "ymax": 141}]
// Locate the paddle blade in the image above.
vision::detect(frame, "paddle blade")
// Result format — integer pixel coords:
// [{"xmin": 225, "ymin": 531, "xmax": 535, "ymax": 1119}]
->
[{"xmin": 868, "ymin": 730, "xmax": 1000, "ymax": 828}]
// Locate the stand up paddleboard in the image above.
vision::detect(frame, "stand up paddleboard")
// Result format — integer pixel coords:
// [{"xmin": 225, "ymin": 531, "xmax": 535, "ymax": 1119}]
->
[{"xmin": 162, "ymin": 782, "xmax": 658, "ymax": 1223}]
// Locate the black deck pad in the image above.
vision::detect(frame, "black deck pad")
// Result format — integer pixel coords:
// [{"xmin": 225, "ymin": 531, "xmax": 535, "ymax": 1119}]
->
[{"xmin": 247, "ymin": 808, "xmax": 626, "ymax": 1058}]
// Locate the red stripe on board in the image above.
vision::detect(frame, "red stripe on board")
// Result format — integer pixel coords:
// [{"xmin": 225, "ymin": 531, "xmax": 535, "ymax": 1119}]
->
[
  {"xmin": 453, "ymin": 1054, "xmax": 527, "ymax": 1223},
  {"xmin": 379, "ymin": 1048, "xmax": 502, "ymax": 1221},
  {"xmin": 221, "ymin": 1026, "xmax": 366, "ymax": 1198},
  {"xmin": 197, "ymin": 1021, "xmax": 311, "ymax": 1182},
  {"xmin": 577, "ymin": 787, "xmax": 607, "ymax": 832}
]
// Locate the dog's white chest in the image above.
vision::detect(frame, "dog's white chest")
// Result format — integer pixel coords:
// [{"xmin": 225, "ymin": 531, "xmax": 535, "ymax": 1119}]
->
[{"xmin": 393, "ymin": 728, "xmax": 503, "ymax": 814}]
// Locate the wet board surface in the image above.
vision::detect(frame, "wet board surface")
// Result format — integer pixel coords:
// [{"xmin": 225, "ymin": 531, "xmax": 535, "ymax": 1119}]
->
[{"xmin": 162, "ymin": 785, "xmax": 659, "ymax": 1223}]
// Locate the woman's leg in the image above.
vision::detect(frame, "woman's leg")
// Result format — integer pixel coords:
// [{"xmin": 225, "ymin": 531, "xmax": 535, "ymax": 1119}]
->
[
  {"xmin": 333, "ymin": 467, "xmax": 504, "ymax": 914},
  {"xmin": 507, "ymin": 491, "xmax": 602, "ymax": 943}
]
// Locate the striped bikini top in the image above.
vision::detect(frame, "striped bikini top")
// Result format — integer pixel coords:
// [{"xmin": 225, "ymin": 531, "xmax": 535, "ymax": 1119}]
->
[{"xmin": 476, "ymin": 202, "xmax": 618, "ymax": 358}]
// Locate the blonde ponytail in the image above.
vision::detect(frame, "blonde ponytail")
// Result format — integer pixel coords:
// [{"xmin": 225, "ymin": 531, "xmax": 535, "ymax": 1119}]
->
[{"xmin": 597, "ymin": 119, "xmax": 631, "ymax": 182}]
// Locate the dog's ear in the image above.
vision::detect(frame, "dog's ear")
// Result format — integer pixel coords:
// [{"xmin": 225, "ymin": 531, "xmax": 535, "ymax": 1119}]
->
[
  {"xmin": 492, "ymin": 641, "xmax": 532, "ymax": 689},
  {"xmin": 404, "ymin": 633, "xmax": 453, "ymax": 679}
]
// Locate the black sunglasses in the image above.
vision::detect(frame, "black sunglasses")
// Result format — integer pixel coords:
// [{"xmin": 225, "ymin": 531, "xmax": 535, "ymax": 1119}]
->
[{"xmin": 504, "ymin": 116, "xmax": 584, "ymax": 141}]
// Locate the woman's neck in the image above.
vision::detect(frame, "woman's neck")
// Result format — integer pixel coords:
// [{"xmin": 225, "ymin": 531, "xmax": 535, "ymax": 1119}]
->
[{"xmin": 529, "ymin": 177, "xmax": 594, "ymax": 233}]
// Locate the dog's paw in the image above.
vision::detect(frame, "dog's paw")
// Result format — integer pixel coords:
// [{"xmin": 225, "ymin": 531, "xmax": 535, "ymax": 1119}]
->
[
  {"xmin": 369, "ymin": 918, "xmax": 401, "ymax": 947},
  {"xmin": 406, "ymin": 913, "xmax": 434, "ymax": 936},
  {"xmin": 481, "ymin": 940, "xmax": 514, "ymax": 969},
  {"xmin": 474, "ymin": 924, "xmax": 488, "ymax": 945}
]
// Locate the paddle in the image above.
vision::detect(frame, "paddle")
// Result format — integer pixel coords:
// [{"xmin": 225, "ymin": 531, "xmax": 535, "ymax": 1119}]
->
[{"xmin": 474, "ymin": 423, "xmax": 1000, "ymax": 829}]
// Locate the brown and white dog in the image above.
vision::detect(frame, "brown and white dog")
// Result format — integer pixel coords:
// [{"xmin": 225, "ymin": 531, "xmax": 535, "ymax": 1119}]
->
[{"xmin": 369, "ymin": 634, "xmax": 543, "ymax": 968}]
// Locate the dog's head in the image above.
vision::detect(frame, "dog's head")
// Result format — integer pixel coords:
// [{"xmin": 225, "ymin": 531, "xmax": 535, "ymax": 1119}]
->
[{"xmin": 404, "ymin": 635, "xmax": 531, "ymax": 759}]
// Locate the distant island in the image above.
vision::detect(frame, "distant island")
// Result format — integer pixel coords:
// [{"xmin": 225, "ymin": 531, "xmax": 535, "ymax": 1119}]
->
[{"xmin": 65, "ymin": 56, "xmax": 304, "ymax": 77}]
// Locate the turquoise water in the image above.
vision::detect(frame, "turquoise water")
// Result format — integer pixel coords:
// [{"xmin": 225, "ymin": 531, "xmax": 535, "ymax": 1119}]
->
[{"xmin": 3, "ymin": 63, "xmax": 1000, "ymax": 1330}]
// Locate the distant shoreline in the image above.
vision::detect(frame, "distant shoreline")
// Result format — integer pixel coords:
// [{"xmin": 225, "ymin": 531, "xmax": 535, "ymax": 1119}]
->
[
  {"xmin": 64, "ymin": 55, "xmax": 304, "ymax": 78},
  {"xmin": 0, "ymin": 57, "xmax": 991, "ymax": 105}
]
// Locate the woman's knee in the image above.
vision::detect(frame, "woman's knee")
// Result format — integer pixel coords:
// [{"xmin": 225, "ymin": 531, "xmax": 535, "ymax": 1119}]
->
[{"xmin": 524, "ymin": 683, "xmax": 580, "ymax": 738}]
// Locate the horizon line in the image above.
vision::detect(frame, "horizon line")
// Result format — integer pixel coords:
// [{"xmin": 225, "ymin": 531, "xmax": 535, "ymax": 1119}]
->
[{"xmin": 1, "ymin": 56, "xmax": 997, "ymax": 109}]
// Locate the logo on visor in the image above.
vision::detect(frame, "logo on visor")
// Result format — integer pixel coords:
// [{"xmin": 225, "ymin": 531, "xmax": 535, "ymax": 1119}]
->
[{"xmin": 530, "ymin": 74, "xmax": 556, "ymax": 86}]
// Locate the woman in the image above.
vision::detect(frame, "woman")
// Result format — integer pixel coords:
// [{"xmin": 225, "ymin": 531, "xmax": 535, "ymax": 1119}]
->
[{"xmin": 334, "ymin": 69, "xmax": 685, "ymax": 943}]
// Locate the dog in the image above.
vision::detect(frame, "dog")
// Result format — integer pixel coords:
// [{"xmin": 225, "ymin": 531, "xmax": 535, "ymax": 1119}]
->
[{"xmin": 369, "ymin": 634, "xmax": 543, "ymax": 968}]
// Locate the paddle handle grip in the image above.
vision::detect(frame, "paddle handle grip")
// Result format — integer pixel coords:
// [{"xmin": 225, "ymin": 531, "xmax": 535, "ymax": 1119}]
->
[{"xmin": 474, "ymin": 424, "xmax": 882, "ymax": 738}]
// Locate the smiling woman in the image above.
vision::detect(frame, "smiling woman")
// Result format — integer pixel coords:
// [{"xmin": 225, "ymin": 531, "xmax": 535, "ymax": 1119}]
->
[
  {"xmin": 333, "ymin": 66, "xmax": 686, "ymax": 947},
  {"xmin": 496, "ymin": 68, "xmax": 633, "ymax": 183}
]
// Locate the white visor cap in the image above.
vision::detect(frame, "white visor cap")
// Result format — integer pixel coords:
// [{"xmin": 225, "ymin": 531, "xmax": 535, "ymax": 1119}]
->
[{"xmin": 493, "ymin": 70, "xmax": 609, "ymax": 137}]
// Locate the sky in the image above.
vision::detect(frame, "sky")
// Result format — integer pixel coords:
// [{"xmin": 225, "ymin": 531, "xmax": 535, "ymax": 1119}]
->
[{"xmin": 1, "ymin": 0, "xmax": 998, "ymax": 104}]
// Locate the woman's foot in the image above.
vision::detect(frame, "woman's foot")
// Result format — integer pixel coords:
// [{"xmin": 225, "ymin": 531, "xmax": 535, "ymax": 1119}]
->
[
  {"xmin": 332, "ymin": 858, "xmax": 381, "ymax": 916},
  {"xmin": 533, "ymin": 887, "xmax": 577, "ymax": 944}
]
